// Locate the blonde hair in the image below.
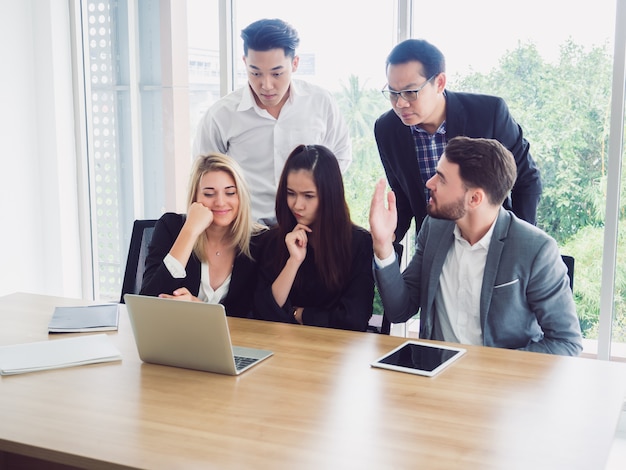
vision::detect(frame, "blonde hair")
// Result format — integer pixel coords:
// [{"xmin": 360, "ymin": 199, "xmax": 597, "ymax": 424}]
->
[{"xmin": 187, "ymin": 153, "xmax": 263, "ymax": 261}]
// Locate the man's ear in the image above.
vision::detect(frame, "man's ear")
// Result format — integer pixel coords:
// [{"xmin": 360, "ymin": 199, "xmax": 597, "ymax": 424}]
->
[
  {"xmin": 468, "ymin": 188, "xmax": 485, "ymax": 208},
  {"xmin": 292, "ymin": 55, "xmax": 300, "ymax": 72},
  {"xmin": 434, "ymin": 72, "xmax": 447, "ymax": 92}
]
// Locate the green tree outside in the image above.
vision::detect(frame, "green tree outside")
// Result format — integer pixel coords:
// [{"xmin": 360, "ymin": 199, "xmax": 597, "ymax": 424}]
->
[{"xmin": 336, "ymin": 41, "xmax": 626, "ymax": 341}]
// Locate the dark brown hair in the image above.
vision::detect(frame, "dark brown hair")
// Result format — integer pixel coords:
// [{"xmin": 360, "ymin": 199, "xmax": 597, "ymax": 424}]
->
[
  {"xmin": 274, "ymin": 145, "xmax": 353, "ymax": 292},
  {"xmin": 443, "ymin": 136, "xmax": 517, "ymax": 206}
]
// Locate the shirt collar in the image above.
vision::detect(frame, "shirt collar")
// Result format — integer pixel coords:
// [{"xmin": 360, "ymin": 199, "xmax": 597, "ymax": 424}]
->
[
  {"xmin": 453, "ymin": 216, "xmax": 497, "ymax": 251},
  {"xmin": 238, "ymin": 85, "xmax": 257, "ymax": 111},
  {"xmin": 238, "ymin": 81, "xmax": 298, "ymax": 112},
  {"xmin": 288, "ymin": 79, "xmax": 301, "ymax": 97},
  {"xmin": 411, "ymin": 120, "xmax": 447, "ymax": 136}
]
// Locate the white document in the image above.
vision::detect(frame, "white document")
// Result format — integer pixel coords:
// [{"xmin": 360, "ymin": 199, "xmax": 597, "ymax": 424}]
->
[
  {"xmin": 0, "ymin": 334, "xmax": 122, "ymax": 375},
  {"xmin": 48, "ymin": 304, "xmax": 120, "ymax": 333}
]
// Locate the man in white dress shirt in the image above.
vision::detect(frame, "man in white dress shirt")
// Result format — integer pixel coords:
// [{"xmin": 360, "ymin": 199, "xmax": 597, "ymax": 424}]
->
[
  {"xmin": 193, "ymin": 18, "xmax": 352, "ymax": 225},
  {"xmin": 369, "ymin": 136, "xmax": 582, "ymax": 356}
]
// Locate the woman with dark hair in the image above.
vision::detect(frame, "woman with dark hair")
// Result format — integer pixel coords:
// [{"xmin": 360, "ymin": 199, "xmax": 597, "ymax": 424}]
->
[{"xmin": 253, "ymin": 144, "xmax": 374, "ymax": 331}]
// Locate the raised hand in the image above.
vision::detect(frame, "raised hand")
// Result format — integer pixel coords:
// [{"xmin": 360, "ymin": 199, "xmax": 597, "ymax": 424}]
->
[{"xmin": 369, "ymin": 178, "xmax": 397, "ymax": 260}]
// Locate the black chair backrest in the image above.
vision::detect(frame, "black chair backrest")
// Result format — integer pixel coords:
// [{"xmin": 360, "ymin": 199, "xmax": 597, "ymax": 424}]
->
[
  {"xmin": 120, "ymin": 219, "xmax": 157, "ymax": 303},
  {"xmin": 561, "ymin": 255, "xmax": 575, "ymax": 291}
]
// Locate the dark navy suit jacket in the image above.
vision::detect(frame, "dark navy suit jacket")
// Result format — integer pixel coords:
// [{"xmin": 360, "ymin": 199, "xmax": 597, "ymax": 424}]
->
[
  {"xmin": 253, "ymin": 226, "xmax": 374, "ymax": 332},
  {"xmin": 374, "ymin": 90, "xmax": 543, "ymax": 241}
]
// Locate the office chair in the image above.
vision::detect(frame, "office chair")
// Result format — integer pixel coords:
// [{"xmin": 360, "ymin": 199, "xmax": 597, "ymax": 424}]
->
[
  {"xmin": 119, "ymin": 219, "xmax": 158, "ymax": 303},
  {"xmin": 561, "ymin": 254, "xmax": 575, "ymax": 291},
  {"xmin": 367, "ymin": 287, "xmax": 392, "ymax": 335},
  {"xmin": 367, "ymin": 241, "xmax": 408, "ymax": 334},
  {"xmin": 367, "ymin": 313, "xmax": 391, "ymax": 334}
]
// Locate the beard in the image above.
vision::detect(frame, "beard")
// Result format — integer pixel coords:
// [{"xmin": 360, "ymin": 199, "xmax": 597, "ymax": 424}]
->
[{"xmin": 426, "ymin": 194, "xmax": 467, "ymax": 220}]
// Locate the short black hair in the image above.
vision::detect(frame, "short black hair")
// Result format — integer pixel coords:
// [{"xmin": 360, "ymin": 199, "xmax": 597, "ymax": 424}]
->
[
  {"xmin": 241, "ymin": 19, "xmax": 300, "ymax": 58},
  {"xmin": 386, "ymin": 39, "xmax": 446, "ymax": 78}
]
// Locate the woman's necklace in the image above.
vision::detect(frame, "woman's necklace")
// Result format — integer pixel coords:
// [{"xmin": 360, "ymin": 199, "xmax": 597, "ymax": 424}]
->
[
  {"xmin": 207, "ymin": 233, "xmax": 230, "ymax": 258},
  {"xmin": 212, "ymin": 241, "xmax": 228, "ymax": 257}
]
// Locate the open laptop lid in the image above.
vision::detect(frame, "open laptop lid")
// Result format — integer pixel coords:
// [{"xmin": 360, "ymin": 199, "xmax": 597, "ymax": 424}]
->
[{"xmin": 124, "ymin": 294, "xmax": 272, "ymax": 375}]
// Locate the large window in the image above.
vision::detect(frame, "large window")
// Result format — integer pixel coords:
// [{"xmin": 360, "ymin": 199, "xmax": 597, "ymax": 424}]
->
[
  {"xmin": 79, "ymin": 0, "xmax": 136, "ymax": 300},
  {"xmin": 187, "ymin": 0, "xmax": 393, "ymax": 230},
  {"xmin": 79, "ymin": 0, "xmax": 626, "ymax": 358},
  {"xmin": 411, "ymin": 0, "xmax": 622, "ymax": 356},
  {"xmin": 188, "ymin": 0, "xmax": 220, "ymax": 148},
  {"xmin": 78, "ymin": 0, "xmax": 187, "ymax": 301}
]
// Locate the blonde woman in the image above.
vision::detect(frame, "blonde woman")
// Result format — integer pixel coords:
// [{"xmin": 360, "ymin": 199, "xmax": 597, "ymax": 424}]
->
[{"xmin": 141, "ymin": 153, "xmax": 266, "ymax": 317}]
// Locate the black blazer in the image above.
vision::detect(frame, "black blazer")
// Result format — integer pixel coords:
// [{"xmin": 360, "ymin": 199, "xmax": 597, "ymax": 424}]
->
[
  {"xmin": 140, "ymin": 212, "xmax": 260, "ymax": 318},
  {"xmin": 252, "ymin": 225, "xmax": 374, "ymax": 332},
  {"xmin": 374, "ymin": 90, "xmax": 543, "ymax": 241}
]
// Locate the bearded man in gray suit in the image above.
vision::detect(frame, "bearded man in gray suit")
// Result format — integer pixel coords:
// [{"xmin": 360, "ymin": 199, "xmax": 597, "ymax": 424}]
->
[{"xmin": 369, "ymin": 136, "xmax": 582, "ymax": 356}]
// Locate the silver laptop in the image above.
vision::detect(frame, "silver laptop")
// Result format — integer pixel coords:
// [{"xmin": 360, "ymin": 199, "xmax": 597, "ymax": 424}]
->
[{"xmin": 124, "ymin": 294, "xmax": 273, "ymax": 375}]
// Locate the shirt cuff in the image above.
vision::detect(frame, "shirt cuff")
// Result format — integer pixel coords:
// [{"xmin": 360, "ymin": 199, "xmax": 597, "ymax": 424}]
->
[
  {"xmin": 374, "ymin": 251, "xmax": 396, "ymax": 269},
  {"xmin": 163, "ymin": 253, "xmax": 186, "ymax": 278}
]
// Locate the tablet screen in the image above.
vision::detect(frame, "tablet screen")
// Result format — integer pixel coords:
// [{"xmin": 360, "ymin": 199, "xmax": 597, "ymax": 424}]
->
[{"xmin": 371, "ymin": 341, "xmax": 466, "ymax": 377}]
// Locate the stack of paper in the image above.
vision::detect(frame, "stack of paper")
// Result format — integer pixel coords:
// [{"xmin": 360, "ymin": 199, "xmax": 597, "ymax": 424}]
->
[
  {"xmin": 0, "ymin": 334, "xmax": 122, "ymax": 375},
  {"xmin": 48, "ymin": 304, "xmax": 120, "ymax": 333}
]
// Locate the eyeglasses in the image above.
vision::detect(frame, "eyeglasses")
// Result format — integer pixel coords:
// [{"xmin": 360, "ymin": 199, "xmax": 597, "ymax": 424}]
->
[{"xmin": 381, "ymin": 75, "xmax": 437, "ymax": 102}]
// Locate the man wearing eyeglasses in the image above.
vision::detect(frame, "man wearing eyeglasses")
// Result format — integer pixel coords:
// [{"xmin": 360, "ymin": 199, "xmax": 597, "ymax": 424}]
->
[{"xmin": 375, "ymin": 39, "xmax": 542, "ymax": 245}]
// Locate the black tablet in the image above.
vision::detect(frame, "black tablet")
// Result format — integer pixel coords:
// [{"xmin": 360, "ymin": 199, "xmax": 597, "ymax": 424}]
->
[{"xmin": 371, "ymin": 340, "xmax": 466, "ymax": 377}]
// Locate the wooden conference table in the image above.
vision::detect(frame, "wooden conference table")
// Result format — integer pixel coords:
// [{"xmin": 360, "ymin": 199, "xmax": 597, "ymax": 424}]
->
[{"xmin": 1, "ymin": 292, "xmax": 626, "ymax": 470}]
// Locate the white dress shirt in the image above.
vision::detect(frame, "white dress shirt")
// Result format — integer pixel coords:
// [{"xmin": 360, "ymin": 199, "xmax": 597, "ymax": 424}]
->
[
  {"xmin": 192, "ymin": 79, "xmax": 352, "ymax": 222},
  {"xmin": 436, "ymin": 221, "xmax": 496, "ymax": 345},
  {"xmin": 374, "ymin": 219, "xmax": 497, "ymax": 346},
  {"xmin": 373, "ymin": 220, "xmax": 495, "ymax": 345}
]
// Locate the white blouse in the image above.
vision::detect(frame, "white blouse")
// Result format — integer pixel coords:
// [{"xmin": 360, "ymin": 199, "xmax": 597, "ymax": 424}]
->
[{"xmin": 163, "ymin": 253, "xmax": 231, "ymax": 303}]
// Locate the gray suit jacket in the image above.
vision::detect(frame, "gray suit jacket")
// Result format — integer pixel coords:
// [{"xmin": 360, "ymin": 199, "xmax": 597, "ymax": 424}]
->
[{"xmin": 374, "ymin": 208, "xmax": 582, "ymax": 356}]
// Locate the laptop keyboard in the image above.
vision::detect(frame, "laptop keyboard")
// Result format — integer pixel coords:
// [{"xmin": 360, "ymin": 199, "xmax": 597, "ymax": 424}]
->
[{"xmin": 234, "ymin": 355, "xmax": 258, "ymax": 370}]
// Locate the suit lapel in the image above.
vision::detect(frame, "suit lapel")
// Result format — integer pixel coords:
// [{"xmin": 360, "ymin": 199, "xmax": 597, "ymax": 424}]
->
[
  {"xmin": 392, "ymin": 113, "xmax": 424, "ymax": 184},
  {"xmin": 443, "ymin": 91, "xmax": 467, "ymax": 138},
  {"xmin": 480, "ymin": 208, "xmax": 511, "ymax": 331}
]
